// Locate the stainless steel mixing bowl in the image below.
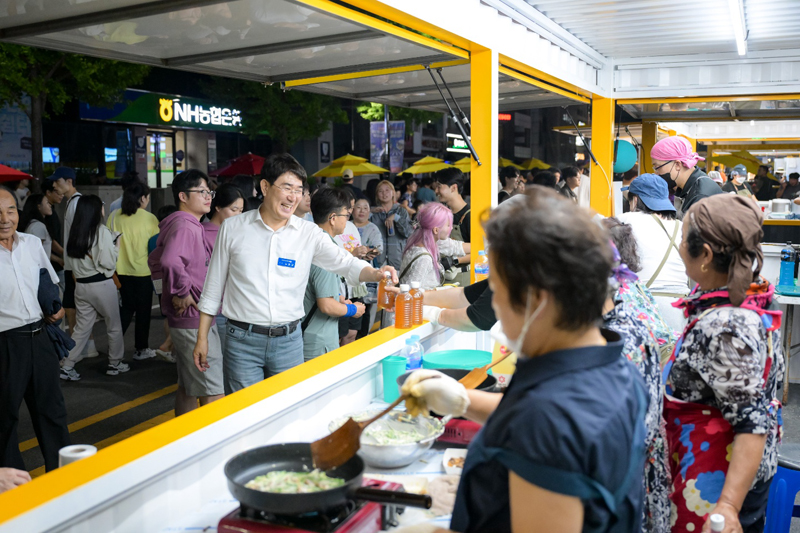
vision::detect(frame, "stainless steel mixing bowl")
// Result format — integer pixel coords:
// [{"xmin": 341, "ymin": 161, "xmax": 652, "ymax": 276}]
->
[{"xmin": 328, "ymin": 409, "xmax": 445, "ymax": 469}]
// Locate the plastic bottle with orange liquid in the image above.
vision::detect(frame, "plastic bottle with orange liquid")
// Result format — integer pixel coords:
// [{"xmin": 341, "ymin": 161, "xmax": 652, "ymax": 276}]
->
[
  {"xmin": 409, "ymin": 281, "xmax": 424, "ymax": 325},
  {"xmin": 394, "ymin": 284, "xmax": 413, "ymax": 329},
  {"xmin": 377, "ymin": 271, "xmax": 395, "ymax": 310}
]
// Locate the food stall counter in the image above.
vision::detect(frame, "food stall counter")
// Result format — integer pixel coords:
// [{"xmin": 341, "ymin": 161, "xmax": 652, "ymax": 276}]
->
[{"xmin": 0, "ymin": 323, "xmax": 490, "ymax": 533}]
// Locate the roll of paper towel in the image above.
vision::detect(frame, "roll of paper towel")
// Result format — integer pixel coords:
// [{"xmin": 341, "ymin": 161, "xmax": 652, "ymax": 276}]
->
[{"xmin": 59, "ymin": 445, "xmax": 97, "ymax": 467}]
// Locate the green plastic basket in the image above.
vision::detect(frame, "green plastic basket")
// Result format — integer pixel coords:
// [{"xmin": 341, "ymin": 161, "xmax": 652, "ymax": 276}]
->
[{"xmin": 422, "ymin": 349, "xmax": 493, "ymax": 373}]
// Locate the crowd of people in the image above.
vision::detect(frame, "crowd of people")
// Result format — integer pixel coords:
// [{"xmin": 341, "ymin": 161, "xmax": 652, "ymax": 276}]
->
[{"xmin": 0, "ymin": 138, "xmax": 788, "ymax": 533}]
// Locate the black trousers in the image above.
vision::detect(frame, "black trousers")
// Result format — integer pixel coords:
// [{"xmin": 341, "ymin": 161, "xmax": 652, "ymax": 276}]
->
[
  {"xmin": 0, "ymin": 322, "xmax": 70, "ymax": 472},
  {"xmin": 118, "ymin": 275, "xmax": 153, "ymax": 351}
]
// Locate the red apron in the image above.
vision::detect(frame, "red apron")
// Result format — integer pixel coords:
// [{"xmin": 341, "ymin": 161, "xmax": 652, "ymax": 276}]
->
[{"xmin": 663, "ymin": 302, "xmax": 781, "ymax": 531}]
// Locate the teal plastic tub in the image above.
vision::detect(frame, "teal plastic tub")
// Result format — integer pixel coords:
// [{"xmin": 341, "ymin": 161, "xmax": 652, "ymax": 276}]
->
[{"xmin": 422, "ymin": 349, "xmax": 493, "ymax": 373}]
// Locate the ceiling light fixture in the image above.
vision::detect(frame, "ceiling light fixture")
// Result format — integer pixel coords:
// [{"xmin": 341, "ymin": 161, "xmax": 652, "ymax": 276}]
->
[{"xmin": 728, "ymin": 0, "xmax": 748, "ymax": 56}]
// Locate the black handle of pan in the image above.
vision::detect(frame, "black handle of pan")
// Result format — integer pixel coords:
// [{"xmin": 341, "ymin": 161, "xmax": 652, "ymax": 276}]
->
[{"xmin": 352, "ymin": 487, "xmax": 433, "ymax": 509}]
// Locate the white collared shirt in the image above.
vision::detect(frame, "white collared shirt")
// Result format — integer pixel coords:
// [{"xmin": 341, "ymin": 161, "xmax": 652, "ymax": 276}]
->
[
  {"xmin": 0, "ymin": 232, "xmax": 59, "ymax": 332},
  {"xmin": 198, "ymin": 211, "xmax": 370, "ymax": 326}
]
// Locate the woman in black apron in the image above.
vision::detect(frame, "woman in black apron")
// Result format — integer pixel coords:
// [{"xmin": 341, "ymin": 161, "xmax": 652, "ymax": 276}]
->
[{"xmin": 400, "ymin": 188, "xmax": 648, "ymax": 533}]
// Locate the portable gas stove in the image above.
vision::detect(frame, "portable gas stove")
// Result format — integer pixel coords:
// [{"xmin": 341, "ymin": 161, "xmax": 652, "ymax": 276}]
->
[
  {"xmin": 218, "ymin": 480, "xmax": 405, "ymax": 533},
  {"xmin": 438, "ymin": 418, "xmax": 481, "ymax": 446}
]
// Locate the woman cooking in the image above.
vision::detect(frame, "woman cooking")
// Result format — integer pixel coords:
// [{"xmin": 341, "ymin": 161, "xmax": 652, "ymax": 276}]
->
[
  {"xmin": 666, "ymin": 194, "xmax": 783, "ymax": 532},
  {"xmin": 399, "ymin": 188, "xmax": 648, "ymax": 533}
]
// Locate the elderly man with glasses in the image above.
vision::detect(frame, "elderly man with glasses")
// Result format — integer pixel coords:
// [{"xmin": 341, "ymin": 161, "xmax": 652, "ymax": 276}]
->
[{"xmin": 193, "ymin": 154, "xmax": 398, "ymax": 395}]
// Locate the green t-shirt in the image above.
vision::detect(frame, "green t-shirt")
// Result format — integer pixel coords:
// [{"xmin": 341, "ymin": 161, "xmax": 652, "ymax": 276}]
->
[{"xmin": 303, "ymin": 264, "xmax": 342, "ymax": 361}]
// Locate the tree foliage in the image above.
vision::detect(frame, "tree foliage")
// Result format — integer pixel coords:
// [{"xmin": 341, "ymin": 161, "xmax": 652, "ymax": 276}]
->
[
  {"xmin": 357, "ymin": 102, "xmax": 442, "ymax": 129},
  {"xmin": 202, "ymin": 78, "xmax": 348, "ymax": 153},
  {"xmin": 0, "ymin": 44, "xmax": 150, "ymax": 178}
]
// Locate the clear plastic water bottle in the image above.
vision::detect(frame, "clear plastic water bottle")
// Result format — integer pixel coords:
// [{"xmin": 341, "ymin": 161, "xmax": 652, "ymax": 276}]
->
[
  {"xmin": 410, "ymin": 334, "xmax": 425, "ymax": 364},
  {"xmin": 475, "ymin": 250, "xmax": 489, "ymax": 281},
  {"xmin": 401, "ymin": 338, "xmax": 422, "ymax": 370},
  {"xmin": 779, "ymin": 241, "xmax": 796, "ymax": 286}
]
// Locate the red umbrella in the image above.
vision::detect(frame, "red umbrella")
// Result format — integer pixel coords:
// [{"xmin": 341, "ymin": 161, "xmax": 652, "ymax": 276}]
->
[
  {"xmin": 210, "ymin": 153, "xmax": 265, "ymax": 177},
  {"xmin": 0, "ymin": 164, "xmax": 32, "ymax": 183}
]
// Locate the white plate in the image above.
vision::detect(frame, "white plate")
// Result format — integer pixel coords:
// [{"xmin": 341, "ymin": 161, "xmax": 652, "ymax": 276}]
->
[{"xmin": 442, "ymin": 448, "xmax": 467, "ymax": 475}]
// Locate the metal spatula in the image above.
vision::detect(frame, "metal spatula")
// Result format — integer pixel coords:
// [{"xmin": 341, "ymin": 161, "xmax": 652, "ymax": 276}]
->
[
  {"xmin": 310, "ymin": 375, "xmax": 439, "ymax": 471},
  {"xmin": 458, "ymin": 352, "xmax": 513, "ymax": 390}
]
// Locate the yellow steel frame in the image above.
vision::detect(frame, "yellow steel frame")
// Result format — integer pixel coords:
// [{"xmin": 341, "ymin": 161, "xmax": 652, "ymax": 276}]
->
[
  {"xmin": 284, "ymin": 59, "xmax": 468, "ymax": 88},
  {"xmin": 701, "ymin": 138, "xmax": 800, "ymax": 143},
  {"xmin": 708, "ymin": 144, "xmax": 800, "ymax": 151},
  {"xmin": 641, "ymin": 121, "xmax": 658, "ymax": 174},
  {"xmin": 293, "ymin": 0, "xmax": 468, "ymax": 59},
  {"xmin": 500, "ymin": 55, "xmax": 593, "ymax": 100},
  {"xmin": 470, "ymin": 47, "xmax": 498, "ymax": 280},
  {"xmin": 498, "ymin": 66, "xmax": 591, "ymax": 104},
  {"xmin": 325, "ymin": 0, "xmax": 473, "ymax": 52},
  {"xmin": 618, "ymin": 94, "xmax": 800, "ymax": 105},
  {"xmin": 590, "ymin": 96, "xmax": 615, "ymax": 216},
  {"xmin": 0, "ymin": 325, "xmax": 425, "ymax": 524}
]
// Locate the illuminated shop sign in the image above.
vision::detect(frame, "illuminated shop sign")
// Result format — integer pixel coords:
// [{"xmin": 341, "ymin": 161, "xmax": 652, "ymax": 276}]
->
[
  {"xmin": 158, "ymin": 98, "xmax": 242, "ymax": 128},
  {"xmin": 446, "ymin": 133, "xmax": 471, "ymax": 154},
  {"xmin": 80, "ymin": 89, "xmax": 243, "ymax": 132}
]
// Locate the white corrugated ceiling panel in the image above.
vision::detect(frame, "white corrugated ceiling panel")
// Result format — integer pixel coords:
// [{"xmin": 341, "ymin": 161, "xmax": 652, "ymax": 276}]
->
[{"xmin": 525, "ymin": 0, "xmax": 799, "ymax": 58}]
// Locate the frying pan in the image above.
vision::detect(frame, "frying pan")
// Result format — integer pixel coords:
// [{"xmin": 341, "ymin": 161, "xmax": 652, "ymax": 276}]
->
[{"xmin": 225, "ymin": 442, "xmax": 432, "ymax": 515}]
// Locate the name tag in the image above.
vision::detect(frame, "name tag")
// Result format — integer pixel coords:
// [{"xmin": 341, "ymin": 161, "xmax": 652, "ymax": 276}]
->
[{"xmin": 277, "ymin": 258, "xmax": 296, "ymax": 268}]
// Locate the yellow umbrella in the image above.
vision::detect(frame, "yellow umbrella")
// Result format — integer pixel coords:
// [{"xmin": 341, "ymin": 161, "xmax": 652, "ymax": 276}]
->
[
  {"xmin": 712, "ymin": 151, "xmax": 778, "ymax": 180},
  {"xmin": 404, "ymin": 156, "xmax": 454, "ymax": 175},
  {"xmin": 499, "ymin": 157, "xmax": 524, "ymax": 170},
  {"xmin": 520, "ymin": 158, "xmax": 551, "ymax": 171},
  {"xmin": 453, "ymin": 157, "xmax": 472, "ymax": 173},
  {"xmin": 313, "ymin": 154, "xmax": 388, "ymax": 178}
]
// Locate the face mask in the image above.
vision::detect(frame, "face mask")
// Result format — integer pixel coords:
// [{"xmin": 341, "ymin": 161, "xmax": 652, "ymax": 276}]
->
[
  {"xmin": 734, "ymin": 175, "xmax": 745, "ymax": 184},
  {"xmin": 660, "ymin": 169, "xmax": 678, "ymax": 193},
  {"xmin": 489, "ymin": 293, "xmax": 548, "ymax": 357}
]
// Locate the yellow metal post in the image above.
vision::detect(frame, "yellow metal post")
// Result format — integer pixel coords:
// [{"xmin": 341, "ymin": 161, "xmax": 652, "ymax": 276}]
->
[
  {"xmin": 590, "ymin": 96, "xmax": 615, "ymax": 216},
  {"xmin": 470, "ymin": 47, "xmax": 498, "ymax": 281},
  {"xmin": 641, "ymin": 121, "xmax": 657, "ymax": 174}
]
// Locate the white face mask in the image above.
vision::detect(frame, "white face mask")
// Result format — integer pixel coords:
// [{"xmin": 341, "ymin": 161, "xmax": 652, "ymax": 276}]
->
[
  {"xmin": 734, "ymin": 175, "xmax": 745, "ymax": 184},
  {"xmin": 489, "ymin": 293, "xmax": 547, "ymax": 357}
]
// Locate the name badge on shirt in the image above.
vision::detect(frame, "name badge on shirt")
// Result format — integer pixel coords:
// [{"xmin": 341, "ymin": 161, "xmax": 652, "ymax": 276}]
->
[{"xmin": 277, "ymin": 258, "xmax": 296, "ymax": 268}]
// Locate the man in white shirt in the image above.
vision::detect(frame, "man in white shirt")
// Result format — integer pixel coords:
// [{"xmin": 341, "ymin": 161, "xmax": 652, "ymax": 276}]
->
[
  {"xmin": 0, "ymin": 187, "xmax": 70, "ymax": 473},
  {"xmin": 194, "ymin": 154, "xmax": 398, "ymax": 394}
]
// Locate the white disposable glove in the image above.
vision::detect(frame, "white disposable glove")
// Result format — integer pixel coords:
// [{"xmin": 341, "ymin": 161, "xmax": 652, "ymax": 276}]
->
[
  {"xmin": 422, "ymin": 305, "xmax": 443, "ymax": 325},
  {"xmin": 402, "ymin": 369, "xmax": 469, "ymax": 418}
]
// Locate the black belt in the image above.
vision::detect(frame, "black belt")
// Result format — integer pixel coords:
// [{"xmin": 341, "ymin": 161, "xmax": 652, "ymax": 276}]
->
[
  {"xmin": 0, "ymin": 320, "xmax": 44, "ymax": 337},
  {"xmin": 228, "ymin": 319, "xmax": 300, "ymax": 337},
  {"xmin": 76, "ymin": 273, "xmax": 112, "ymax": 284}
]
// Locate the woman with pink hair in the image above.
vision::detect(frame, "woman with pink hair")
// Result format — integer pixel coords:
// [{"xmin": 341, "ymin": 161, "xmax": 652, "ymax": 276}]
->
[
  {"xmin": 650, "ymin": 136, "xmax": 722, "ymax": 217},
  {"xmin": 399, "ymin": 203, "xmax": 468, "ymax": 289}
]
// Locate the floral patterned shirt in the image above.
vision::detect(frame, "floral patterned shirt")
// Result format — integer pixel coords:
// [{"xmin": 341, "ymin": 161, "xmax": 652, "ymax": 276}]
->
[
  {"xmin": 667, "ymin": 302, "xmax": 784, "ymax": 485},
  {"xmin": 604, "ymin": 300, "xmax": 671, "ymax": 533}
]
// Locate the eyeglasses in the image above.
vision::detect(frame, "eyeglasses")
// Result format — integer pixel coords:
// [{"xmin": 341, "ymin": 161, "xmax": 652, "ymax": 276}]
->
[
  {"xmin": 274, "ymin": 184, "xmax": 304, "ymax": 196},
  {"xmin": 652, "ymin": 160, "xmax": 674, "ymax": 173},
  {"xmin": 187, "ymin": 189, "xmax": 216, "ymax": 199}
]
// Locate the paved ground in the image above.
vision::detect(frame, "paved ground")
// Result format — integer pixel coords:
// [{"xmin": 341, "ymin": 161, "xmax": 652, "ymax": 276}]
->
[{"xmin": 18, "ymin": 309, "xmax": 177, "ymax": 475}]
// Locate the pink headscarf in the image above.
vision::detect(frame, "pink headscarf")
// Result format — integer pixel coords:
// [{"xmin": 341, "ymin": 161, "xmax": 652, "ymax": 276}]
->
[{"xmin": 650, "ymin": 137, "xmax": 705, "ymax": 169}]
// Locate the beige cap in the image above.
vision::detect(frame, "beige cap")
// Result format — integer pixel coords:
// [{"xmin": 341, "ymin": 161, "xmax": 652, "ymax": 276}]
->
[{"xmin": 342, "ymin": 168, "xmax": 354, "ymax": 180}]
